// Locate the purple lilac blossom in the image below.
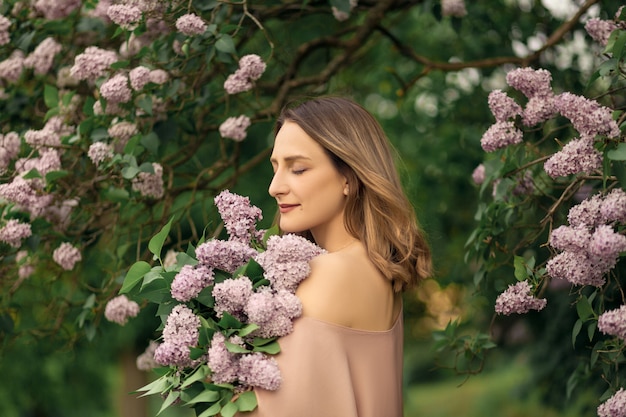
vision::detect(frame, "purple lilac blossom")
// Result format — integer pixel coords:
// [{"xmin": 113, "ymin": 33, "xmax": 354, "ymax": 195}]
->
[
  {"xmin": 214, "ymin": 190, "xmax": 263, "ymax": 242},
  {"xmin": 129, "ymin": 66, "xmax": 151, "ymax": 90},
  {"xmin": 479, "ymin": 121, "xmax": 523, "ymax": 152},
  {"xmin": 223, "ymin": 54, "xmax": 267, "ymax": 94},
  {"xmin": 170, "ymin": 264, "xmax": 214, "ymax": 302},
  {"xmin": 585, "ymin": 18, "xmax": 618, "ymax": 46},
  {"xmin": 131, "ymin": 163, "xmax": 164, "ymax": 199},
  {"xmin": 472, "ymin": 164, "xmax": 485, "ymax": 185},
  {"xmin": 219, "ymin": 115, "xmax": 251, "ymax": 142},
  {"xmin": 23, "ymin": 38, "xmax": 62, "ymax": 75},
  {"xmin": 238, "ymin": 353, "xmax": 282, "ymax": 390},
  {"xmin": 175, "ymin": 13, "xmax": 207, "ymax": 36},
  {"xmin": 108, "ymin": 121, "xmax": 138, "ymax": 141},
  {"xmin": 0, "ymin": 219, "xmax": 32, "ymax": 247},
  {"xmin": 52, "ymin": 242, "xmax": 82, "ymax": 270},
  {"xmin": 107, "ymin": 4, "xmax": 142, "ymax": 30},
  {"xmin": 487, "ymin": 90, "xmax": 522, "ymax": 122},
  {"xmin": 136, "ymin": 340, "xmax": 159, "ymax": 371},
  {"xmin": 441, "ymin": 0, "xmax": 467, "ymax": 17},
  {"xmin": 16, "ymin": 250, "xmax": 34, "ymax": 280},
  {"xmin": 207, "ymin": 332, "xmax": 239, "ymax": 384},
  {"xmin": 549, "ymin": 225, "xmax": 591, "ymax": 252},
  {"xmin": 154, "ymin": 304, "xmax": 201, "ymax": 368},
  {"xmin": 589, "ymin": 225, "xmax": 626, "ymax": 260},
  {"xmin": 601, "ymin": 188, "xmax": 626, "ymax": 224},
  {"xmin": 149, "ymin": 69, "xmax": 169, "ymax": 84},
  {"xmin": 33, "ymin": 0, "xmax": 81, "ymax": 20},
  {"xmin": 224, "ymin": 73, "xmax": 253, "ymax": 95},
  {"xmin": 494, "ymin": 280, "xmax": 547, "ymax": 315},
  {"xmin": 0, "ymin": 15, "xmax": 10, "ymax": 46},
  {"xmin": 0, "ymin": 51, "xmax": 25, "ymax": 82},
  {"xmin": 543, "ymin": 136, "xmax": 602, "ymax": 178},
  {"xmin": 88, "ymin": 142, "xmax": 114, "ymax": 166},
  {"xmin": 17, "ymin": 148, "xmax": 62, "ymax": 178},
  {"xmin": 0, "ymin": 177, "xmax": 54, "ymax": 218},
  {"xmin": 245, "ymin": 288, "xmax": 302, "ymax": 338},
  {"xmin": 104, "ymin": 295, "xmax": 140, "ymax": 325},
  {"xmin": 554, "ymin": 92, "xmax": 620, "ymax": 138},
  {"xmin": 521, "ymin": 95, "xmax": 557, "ymax": 126},
  {"xmin": 212, "ymin": 276, "xmax": 254, "ymax": 319},
  {"xmin": 545, "ymin": 250, "xmax": 606, "ymax": 287},
  {"xmin": 505, "ymin": 67, "xmax": 553, "ymax": 99},
  {"xmin": 598, "ymin": 388, "xmax": 626, "ymax": 417},
  {"xmin": 100, "ymin": 73, "xmax": 132, "ymax": 104},
  {"xmin": 568, "ymin": 193, "xmax": 604, "ymax": 228},
  {"xmin": 70, "ymin": 47, "xmax": 118, "ymax": 81},
  {"xmin": 598, "ymin": 305, "xmax": 626, "ymax": 340},
  {"xmin": 196, "ymin": 239, "xmax": 256, "ymax": 273}
]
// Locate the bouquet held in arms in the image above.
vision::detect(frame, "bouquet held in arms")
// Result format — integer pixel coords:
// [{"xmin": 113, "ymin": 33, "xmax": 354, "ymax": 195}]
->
[{"xmin": 107, "ymin": 190, "xmax": 324, "ymax": 417}]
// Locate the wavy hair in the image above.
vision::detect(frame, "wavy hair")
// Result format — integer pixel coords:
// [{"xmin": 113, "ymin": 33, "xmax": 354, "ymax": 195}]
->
[{"xmin": 274, "ymin": 96, "xmax": 432, "ymax": 292}]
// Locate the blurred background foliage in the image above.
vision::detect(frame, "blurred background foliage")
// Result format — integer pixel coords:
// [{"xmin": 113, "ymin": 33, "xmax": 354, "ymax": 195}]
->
[{"xmin": 0, "ymin": 0, "xmax": 622, "ymax": 416}]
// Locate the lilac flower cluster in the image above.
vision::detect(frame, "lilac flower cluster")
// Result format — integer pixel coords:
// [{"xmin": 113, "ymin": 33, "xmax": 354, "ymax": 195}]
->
[
  {"xmin": 598, "ymin": 388, "xmax": 626, "ymax": 417},
  {"xmin": 585, "ymin": 11, "xmax": 622, "ymax": 47},
  {"xmin": 131, "ymin": 162, "xmax": 164, "ymax": 199},
  {"xmin": 598, "ymin": 305, "xmax": 626, "ymax": 340},
  {"xmin": 472, "ymin": 164, "xmax": 485, "ymax": 185},
  {"xmin": 0, "ymin": 219, "xmax": 32, "ymax": 248},
  {"xmin": 170, "ymin": 264, "xmax": 214, "ymax": 302},
  {"xmin": 0, "ymin": 15, "xmax": 10, "ymax": 46},
  {"xmin": 107, "ymin": 4, "xmax": 143, "ymax": 30},
  {"xmin": 245, "ymin": 288, "xmax": 302, "ymax": 338},
  {"xmin": 546, "ymin": 189, "xmax": 626, "ymax": 287},
  {"xmin": 136, "ymin": 340, "xmax": 159, "ymax": 371},
  {"xmin": 33, "ymin": 0, "xmax": 82, "ymax": 20},
  {"xmin": 543, "ymin": 136, "xmax": 602, "ymax": 178},
  {"xmin": 104, "ymin": 294, "xmax": 140, "ymax": 325},
  {"xmin": 70, "ymin": 47, "xmax": 118, "ymax": 81},
  {"xmin": 52, "ymin": 242, "xmax": 82, "ymax": 271},
  {"xmin": 219, "ymin": 115, "xmax": 251, "ymax": 142},
  {"xmin": 223, "ymin": 54, "xmax": 267, "ymax": 94},
  {"xmin": 100, "ymin": 73, "xmax": 132, "ymax": 104},
  {"xmin": 196, "ymin": 239, "xmax": 256, "ymax": 274},
  {"xmin": 0, "ymin": 132, "xmax": 21, "ymax": 173},
  {"xmin": 154, "ymin": 304, "xmax": 201, "ymax": 368},
  {"xmin": 23, "ymin": 38, "xmax": 62, "ymax": 75},
  {"xmin": 175, "ymin": 13, "xmax": 207, "ymax": 36},
  {"xmin": 88, "ymin": 142, "xmax": 114, "ymax": 167},
  {"xmin": 212, "ymin": 276, "xmax": 254, "ymax": 320},
  {"xmin": 16, "ymin": 250, "xmax": 34, "ymax": 280},
  {"xmin": 554, "ymin": 92, "xmax": 620, "ymax": 139},
  {"xmin": 214, "ymin": 190, "xmax": 263, "ymax": 242},
  {"xmin": 495, "ymin": 280, "xmax": 547, "ymax": 315},
  {"xmin": 441, "ymin": 0, "xmax": 467, "ymax": 18},
  {"xmin": 0, "ymin": 51, "xmax": 25, "ymax": 82}
]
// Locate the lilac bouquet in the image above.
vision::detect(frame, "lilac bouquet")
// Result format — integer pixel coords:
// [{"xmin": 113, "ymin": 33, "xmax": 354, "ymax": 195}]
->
[{"xmin": 111, "ymin": 190, "xmax": 324, "ymax": 416}]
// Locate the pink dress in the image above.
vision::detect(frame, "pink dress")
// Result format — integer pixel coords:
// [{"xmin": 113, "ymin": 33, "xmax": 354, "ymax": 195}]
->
[{"xmin": 246, "ymin": 312, "xmax": 404, "ymax": 417}]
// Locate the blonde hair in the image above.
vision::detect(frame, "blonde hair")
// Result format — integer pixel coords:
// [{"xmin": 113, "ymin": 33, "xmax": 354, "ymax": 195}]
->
[{"xmin": 274, "ymin": 96, "xmax": 432, "ymax": 292}]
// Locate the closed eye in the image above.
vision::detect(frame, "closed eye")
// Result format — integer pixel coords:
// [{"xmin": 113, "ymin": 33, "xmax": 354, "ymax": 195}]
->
[{"xmin": 292, "ymin": 169, "xmax": 307, "ymax": 175}]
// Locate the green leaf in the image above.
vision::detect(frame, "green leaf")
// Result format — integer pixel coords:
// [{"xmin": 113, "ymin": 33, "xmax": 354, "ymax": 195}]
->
[
  {"xmin": 186, "ymin": 389, "xmax": 220, "ymax": 405},
  {"xmin": 237, "ymin": 323, "xmax": 260, "ymax": 338},
  {"xmin": 513, "ymin": 256, "xmax": 527, "ymax": 281},
  {"xmin": 157, "ymin": 390, "xmax": 180, "ymax": 415},
  {"xmin": 136, "ymin": 375, "xmax": 171, "ymax": 396},
  {"xmin": 218, "ymin": 312, "xmax": 244, "ymax": 329},
  {"xmin": 587, "ymin": 321, "xmax": 597, "ymax": 342},
  {"xmin": 149, "ymin": 217, "xmax": 174, "ymax": 261},
  {"xmin": 225, "ymin": 340, "xmax": 249, "ymax": 354},
  {"xmin": 180, "ymin": 366, "xmax": 210, "ymax": 389},
  {"xmin": 137, "ymin": 94, "xmax": 153, "ymax": 115},
  {"xmin": 22, "ymin": 169, "xmax": 42, "ymax": 179},
  {"xmin": 608, "ymin": 143, "xmax": 626, "ymax": 160},
  {"xmin": 110, "ymin": 60, "xmax": 130, "ymax": 69},
  {"xmin": 252, "ymin": 340, "xmax": 280, "ymax": 354},
  {"xmin": 141, "ymin": 132, "xmax": 160, "ymax": 155},
  {"xmin": 121, "ymin": 166, "xmax": 140, "ymax": 179},
  {"xmin": 103, "ymin": 187, "xmax": 130, "ymax": 202},
  {"xmin": 197, "ymin": 402, "xmax": 222, "ymax": 417},
  {"xmin": 119, "ymin": 261, "xmax": 151, "ymax": 293},
  {"xmin": 572, "ymin": 319, "xmax": 582, "ymax": 348},
  {"xmin": 575, "ymin": 295, "xmax": 593, "ymax": 321},
  {"xmin": 235, "ymin": 391, "xmax": 257, "ymax": 412},
  {"xmin": 45, "ymin": 170, "xmax": 69, "ymax": 183},
  {"xmin": 215, "ymin": 35, "xmax": 236, "ymax": 54},
  {"xmin": 220, "ymin": 402, "xmax": 238, "ymax": 417},
  {"xmin": 44, "ymin": 84, "xmax": 58, "ymax": 108}
]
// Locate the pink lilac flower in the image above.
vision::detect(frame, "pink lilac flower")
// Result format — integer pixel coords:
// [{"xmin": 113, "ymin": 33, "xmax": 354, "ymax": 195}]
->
[
  {"xmin": 0, "ymin": 51, "xmax": 25, "ymax": 82},
  {"xmin": 0, "ymin": 177, "xmax": 54, "ymax": 218},
  {"xmin": 87, "ymin": 0, "xmax": 113, "ymax": 22},
  {"xmin": 545, "ymin": 250, "xmax": 606, "ymax": 287},
  {"xmin": 52, "ymin": 242, "xmax": 82, "ymax": 270},
  {"xmin": 23, "ymin": 37, "xmax": 62, "ymax": 75},
  {"xmin": 100, "ymin": 73, "xmax": 132, "ymax": 104},
  {"xmin": 0, "ymin": 15, "xmax": 11, "ymax": 46},
  {"xmin": 70, "ymin": 47, "xmax": 118, "ymax": 81},
  {"xmin": 33, "ymin": 0, "xmax": 81, "ymax": 20},
  {"xmin": 543, "ymin": 136, "xmax": 602, "ymax": 178},
  {"xmin": 601, "ymin": 188, "xmax": 626, "ymax": 224},
  {"xmin": 16, "ymin": 250, "xmax": 34, "ymax": 280},
  {"xmin": 598, "ymin": 387, "xmax": 626, "ymax": 417},
  {"xmin": 131, "ymin": 162, "xmax": 164, "ymax": 199},
  {"xmin": 441, "ymin": 0, "xmax": 467, "ymax": 17},
  {"xmin": 214, "ymin": 190, "xmax": 263, "ymax": 242},
  {"xmin": 245, "ymin": 288, "xmax": 302, "ymax": 337},
  {"xmin": 568, "ymin": 193, "xmax": 604, "ymax": 228},
  {"xmin": 554, "ymin": 92, "xmax": 620, "ymax": 138},
  {"xmin": 23, "ymin": 116, "xmax": 72, "ymax": 148},
  {"xmin": 170, "ymin": 264, "xmax": 214, "ymax": 302},
  {"xmin": 129, "ymin": 66, "xmax": 151, "ymax": 90},
  {"xmin": 44, "ymin": 198, "xmax": 77, "ymax": 231},
  {"xmin": 494, "ymin": 280, "xmax": 547, "ymax": 315},
  {"xmin": 88, "ymin": 142, "xmax": 114, "ymax": 166},
  {"xmin": 598, "ymin": 305, "xmax": 626, "ymax": 340},
  {"xmin": 223, "ymin": 54, "xmax": 267, "ymax": 94},
  {"xmin": 104, "ymin": 294, "xmax": 140, "ymax": 325},
  {"xmin": 107, "ymin": 4, "xmax": 142, "ymax": 30},
  {"xmin": 472, "ymin": 164, "xmax": 485, "ymax": 185},
  {"xmin": 238, "ymin": 353, "xmax": 282, "ymax": 390},
  {"xmin": 521, "ymin": 95, "xmax": 557, "ymax": 126},
  {"xmin": 175, "ymin": 13, "xmax": 207, "ymax": 36},
  {"xmin": 479, "ymin": 121, "xmax": 523, "ymax": 152},
  {"xmin": 219, "ymin": 115, "xmax": 251, "ymax": 142},
  {"xmin": 585, "ymin": 18, "xmax": 618, "ymax": 46},
  {"xmin": 154, "ymin": 304, "xmax": 201, "ymax": 367},
  {"xmin": 207, "ymin": 332, "xmax": 239, "ymax": 383},
  {"xmin": 16, "ymin": 149, "xmax": 62, "ymax": 181},
  {"xmin": 136, "ymin": 340, "xmax": 159, "ymax": 371},
  {"xmin": 148, "ymin": 69, "xmax": 168, "ymax": 84},
  {"xmin": 0, "ymin": 132, "xmax": 21, "ymax": 172},
  {"xmin": 0, "ymin": 219, "xmax": 32, "ymax": 248},
  {"xmin": 549, "ymin": 225, "xmax": 591, "ymax": 252},
  {"xmin": 196, "ymin": 239, "xmax": 256, "ymax": 273},
  {"xmin": 589, "ymin": 224, "xmax": 626, "ymax": 260},
  {"xmin": 108, "ymin": 121, "xmax": 138, "ymax": 141},
  {"xmin": 505, "ymin": 67, "xmax": 553, "ymax": 99},
  {"xmin": 487, "ymin": 90, "xmax": 522, "ymax": 122},
  {"xmin": 212, "ymin": 276, "xmax": 254, "ymax": 319}
]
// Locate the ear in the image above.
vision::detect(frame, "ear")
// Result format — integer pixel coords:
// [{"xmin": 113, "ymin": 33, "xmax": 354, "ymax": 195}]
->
[{"xmin": 343, "ymin": 177, "xmax": 349, "ymax": 196}]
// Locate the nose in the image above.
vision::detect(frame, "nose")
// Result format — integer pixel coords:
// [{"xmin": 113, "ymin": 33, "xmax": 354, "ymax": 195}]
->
[{"xmin": 268, "ymin": 169, "xmax": 287, "ymax": 197}]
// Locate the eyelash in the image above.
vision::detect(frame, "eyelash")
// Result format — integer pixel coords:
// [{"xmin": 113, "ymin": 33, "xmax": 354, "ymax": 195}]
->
[{"xmin": 292, "ymin": 169, "xmax": 307, "ymax": 175}]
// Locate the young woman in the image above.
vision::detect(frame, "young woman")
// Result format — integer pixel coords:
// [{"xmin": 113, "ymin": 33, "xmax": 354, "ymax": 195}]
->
[{"xmin": 248, "ymin": 96, "xmax": 431, "ymax": 417}]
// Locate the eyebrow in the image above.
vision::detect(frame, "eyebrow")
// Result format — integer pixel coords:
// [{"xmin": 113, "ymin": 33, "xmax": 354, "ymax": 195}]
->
[{"xmin": 269, "ymin": 155, "xmax": 312, "ymax": 164}]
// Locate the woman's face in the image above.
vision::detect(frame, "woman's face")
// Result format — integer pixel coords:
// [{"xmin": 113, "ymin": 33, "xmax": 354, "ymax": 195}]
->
[{"xmin": 269, "ymin": 121, "xmax": 348, "ymax": 239}]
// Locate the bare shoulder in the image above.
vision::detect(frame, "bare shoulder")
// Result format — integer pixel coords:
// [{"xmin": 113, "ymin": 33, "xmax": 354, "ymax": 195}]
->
[{"xmin": 296, "ymin": 244, "xmax": 397, "ymax": 330}]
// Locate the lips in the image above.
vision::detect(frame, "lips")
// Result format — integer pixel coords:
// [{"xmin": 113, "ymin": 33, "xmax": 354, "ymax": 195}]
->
[{"xmin": 278, "ymin": 203, "xmax": 299, "ymax": 213}]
